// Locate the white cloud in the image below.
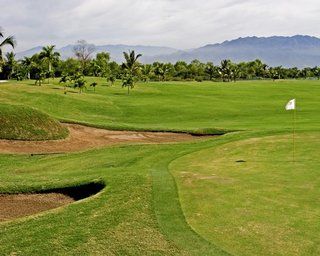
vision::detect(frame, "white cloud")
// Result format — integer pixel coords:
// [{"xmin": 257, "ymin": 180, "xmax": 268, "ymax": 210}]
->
[{"xmin": 1, "ymin": 0, "xmax": 320, "ymax": 51}]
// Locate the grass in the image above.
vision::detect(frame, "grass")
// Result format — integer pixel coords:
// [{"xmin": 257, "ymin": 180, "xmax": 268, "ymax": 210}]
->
[
  {"xmin": 170, "ymin": 132, "xmax": 320, "ymax": 255},
  {"xmin": 0, "ymin": 142, "xmax": 231, "ymax": 255},
  {"xmin": 0, "ymin": 78, "xmax": 319, "ymax": 255},
  {"xmin": 0, "ymin": 103, "xmax": 68, "ymax": 140},
  {"xmin": 1, "ymin": 78, "xmax": 319, "ymax": 133}
]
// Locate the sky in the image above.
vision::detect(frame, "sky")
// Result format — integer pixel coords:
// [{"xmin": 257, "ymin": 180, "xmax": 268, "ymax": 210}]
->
[{"xmin": 1, "ymin": 0, "xmax": 319, "ymax": 51}]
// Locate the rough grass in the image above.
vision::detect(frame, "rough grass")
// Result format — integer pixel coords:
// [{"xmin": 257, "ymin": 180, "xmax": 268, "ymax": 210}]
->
[{"xmin": 0, "ymin": 103, "xmax": 68, "ymax": 140}]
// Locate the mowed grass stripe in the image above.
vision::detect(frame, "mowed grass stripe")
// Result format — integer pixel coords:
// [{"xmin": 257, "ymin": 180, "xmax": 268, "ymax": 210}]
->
[{"xmin": 152, "ymin": 155, "xmax": 231, "ymax": 256}]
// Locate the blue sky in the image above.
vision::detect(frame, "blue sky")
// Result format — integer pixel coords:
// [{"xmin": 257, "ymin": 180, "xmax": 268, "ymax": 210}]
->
[{"xmin": 1, "ymin": 0, "xmax": 319, "ymax": 51}]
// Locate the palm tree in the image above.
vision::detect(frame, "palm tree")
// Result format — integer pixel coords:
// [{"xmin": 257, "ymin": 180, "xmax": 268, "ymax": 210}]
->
[
  {"xmin": 74, "ymin": 77, "xmax": 86, "ymax": 93},
  {"xmin": 122, "ymin": 50, "xmax": 142, "ymax": 94},
  {"xmin": 4, "ymin": 52, "xmax": 16, "ymax": 79},
  {"xmin": 39, "ymin": 45, "xmax": 60, "ymax": 83},
  {"xmin": 205, "ymin": 62, "xmax": 218, "ymax": 81},
  {"xmin": 219, "ymin": 60, "xmax": 232, "ymax": 82},
  {"xmin": 0, "ymin": 28, "xmax": 16, "ymax": 72},
  {"xmin": 21, "ymin": 57, "xmax": 33, "ymax": 79},
  {"xmin": 153, "ymin": 62, "xmax": 165, "ymax": 81},
  {"xmin": 230, "ymin": 63, "xmax": 241, "ymax": 82},
  {"xmin": 141, "ymin": 64, "xmax": 153, "ymax": 82},
  {"xmin": 59, "ymin": 74, "xmax": 70, "ymax": 93},
  {"xmin": 108, "ymin": 75, "xmax": 116, "ymax": 86},
  {"xmin": 122, "ymin": 50, "xmax": 142, "ymax": 73},
  {"xmin": 153, "ymin": 62, "xmax": 173, "ymax": 81}
]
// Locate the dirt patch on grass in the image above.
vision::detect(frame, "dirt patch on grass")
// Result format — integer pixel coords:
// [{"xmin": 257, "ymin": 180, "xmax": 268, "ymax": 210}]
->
[
  {"xmin": 0, "ymin": 193, "xmax": 74, "ymax": 221},
  {"xmin": 0, "ymin": 123, "xmax": 211, "ymax": 154}
]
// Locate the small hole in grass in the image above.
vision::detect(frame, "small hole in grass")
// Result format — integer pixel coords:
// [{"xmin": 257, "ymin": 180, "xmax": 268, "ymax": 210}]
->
[{"xmin": 236, "ymin": 160, "xmax": 246, "ymax": 163}]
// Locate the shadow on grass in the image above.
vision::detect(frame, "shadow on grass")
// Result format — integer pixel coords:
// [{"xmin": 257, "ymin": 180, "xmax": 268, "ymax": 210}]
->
[{"xmin": 235, "ymin": 160, "xmax": 320, "ymax": 163}]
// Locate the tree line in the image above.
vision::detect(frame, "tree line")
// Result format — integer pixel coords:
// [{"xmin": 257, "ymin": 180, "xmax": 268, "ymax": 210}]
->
[{"xmin": 1, "ymin": 29, "xmax": 320, "ymax": 93}]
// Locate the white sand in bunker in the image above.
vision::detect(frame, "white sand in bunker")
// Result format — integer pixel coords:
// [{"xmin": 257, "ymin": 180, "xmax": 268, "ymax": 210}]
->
[{"xmin": 0, "ymin": 124, "xmax": 209, "ymax": 154}]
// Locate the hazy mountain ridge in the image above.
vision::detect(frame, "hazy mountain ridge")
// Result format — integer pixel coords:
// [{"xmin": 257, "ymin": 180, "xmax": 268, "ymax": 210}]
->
[
  {"xmin": 147, "ymin": 35, "xmax": 320, "ymax": 67},
  {"xmin": 16, "ymin": 35, "xmax": 320, "ymax": 67},
  {"xmin": 16, "ymin": 44, "xmax": 178, "ymax": 63}
]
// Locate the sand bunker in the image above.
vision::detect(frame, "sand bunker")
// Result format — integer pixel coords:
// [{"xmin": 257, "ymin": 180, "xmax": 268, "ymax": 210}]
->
[
  {"xmin": 0, "ymin": 123, "xmax": 209, "ymax": 154},
  {"xmin": 0, "ymin": 193, "xmax": 74, "ymax": 221},
  {"xmin": 0, "ymin": 181, "xmax": 104, "ymax": 221}
]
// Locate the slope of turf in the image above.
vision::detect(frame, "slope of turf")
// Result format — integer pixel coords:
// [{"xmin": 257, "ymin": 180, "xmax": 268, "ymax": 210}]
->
[{"xmin": 0, "ymin": 103, "xmax": 68, "ymax": 140}]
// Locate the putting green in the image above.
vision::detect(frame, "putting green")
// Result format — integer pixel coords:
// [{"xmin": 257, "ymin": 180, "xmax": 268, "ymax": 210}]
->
[{"xmin": 170, "ymin": 132, "xmax": 320, "ymax": 255}]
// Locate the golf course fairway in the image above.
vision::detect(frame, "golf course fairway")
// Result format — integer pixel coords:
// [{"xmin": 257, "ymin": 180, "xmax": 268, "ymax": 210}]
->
[{"xmin": 0, "ymin": 78, "xmax": 319, "ymax": 255}]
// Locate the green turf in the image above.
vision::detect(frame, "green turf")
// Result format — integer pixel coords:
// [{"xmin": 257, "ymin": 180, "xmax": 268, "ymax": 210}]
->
[
  {"xmin": 0, "ymin": 79, "xmax": 319, "ymax": 255},
  {"xmin": 0, "ymin": 141, "xmax": 231, "ymax": 255},
  {"xmin": 1, "ymin": 78, "xmax": 319, "ymax": 133},
  {"xmin": 170, "ymin": 132, "xmax": 320, "ymax": 255},
  {"xmin": 0, "ymin": 103, "xmax": 68, "ymax": 140}
]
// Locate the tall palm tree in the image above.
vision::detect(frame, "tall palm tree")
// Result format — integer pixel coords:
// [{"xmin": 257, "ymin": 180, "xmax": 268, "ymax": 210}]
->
[
  {"xmin": 0, "ymin": 28, "xmax": 16, "ymax": 72},
  {"xmin": 122, "ymin": 50, "xmax": 142, "ymax": 94},
  {"xmin": 219, "ymin": 59, "xmax": 232, "ymax": 82},
  {"xmin": 122, "ymin": 50, "xmax": 142, "ymax": 73},
  {"xmin": 21, "ymin": 57, "xmax": 33, "ymax": 79},
  {"xmin": 39, "ymin": 45, "xmax": 60, "ymax": 82},
  {"xmin": 5, "ymin": 52, "xmax": 16, "ymax": 79}
]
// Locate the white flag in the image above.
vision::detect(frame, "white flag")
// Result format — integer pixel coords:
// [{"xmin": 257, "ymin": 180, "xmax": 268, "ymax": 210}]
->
[{"xmin": 285, "ymin": 99, "xmax": 296, "ymax": 110}]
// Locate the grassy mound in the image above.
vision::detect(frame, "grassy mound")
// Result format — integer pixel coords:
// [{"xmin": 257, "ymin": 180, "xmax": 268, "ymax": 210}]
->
[{"xmin": 0, "ymin": 104, "xmax": 68, "ymax": 140}]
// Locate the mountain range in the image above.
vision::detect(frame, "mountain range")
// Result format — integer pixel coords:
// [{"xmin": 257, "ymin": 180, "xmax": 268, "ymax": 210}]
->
[{"xmin": 16, "ymin": 35, "xmax": 320, "ymax": 68}]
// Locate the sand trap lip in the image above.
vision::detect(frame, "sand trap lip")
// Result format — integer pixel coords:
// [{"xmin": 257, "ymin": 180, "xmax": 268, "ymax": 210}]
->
[
  {"xmin": 0, "ymin": 181, "xmax": 105, "ymax": 222},
  {"xmin": 0, "ymin": 123, "xmax": 212, "ymax": 154}
]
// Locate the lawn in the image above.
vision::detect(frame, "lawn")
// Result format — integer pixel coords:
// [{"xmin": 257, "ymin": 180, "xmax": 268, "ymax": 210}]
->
[
  {"xmin": 0, "ymin": 79, "xmax": 319, "ymax": 255},
  {"xmin": 1, "ymin": 78, "xmax": 319, "ymax": 132},
  {"xmin": 170, "ymin": 132, "xmax": 320, "ymax": 255}
]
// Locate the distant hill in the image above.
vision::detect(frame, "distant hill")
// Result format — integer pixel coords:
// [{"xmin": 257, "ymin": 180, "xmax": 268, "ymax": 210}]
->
[
  {"xmin": 146, "ymin": 35, "xmax": 320, "ymax": 68},
  {"xmin": 16, "ymin": 35, "xmax": 320, "ymax": 67},
  {"xmin": 16, "ymin": 44, "xmax": 178, "ymax": 63},
  {"xmin": 16, "ymin": 46, "xmax": 43, "ymax": 60}
]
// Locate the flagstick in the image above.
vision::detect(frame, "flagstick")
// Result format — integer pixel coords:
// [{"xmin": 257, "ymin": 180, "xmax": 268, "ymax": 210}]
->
[{"xmin": 293, "ymin": 108, "xmax": 296, "ymax": 162}]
